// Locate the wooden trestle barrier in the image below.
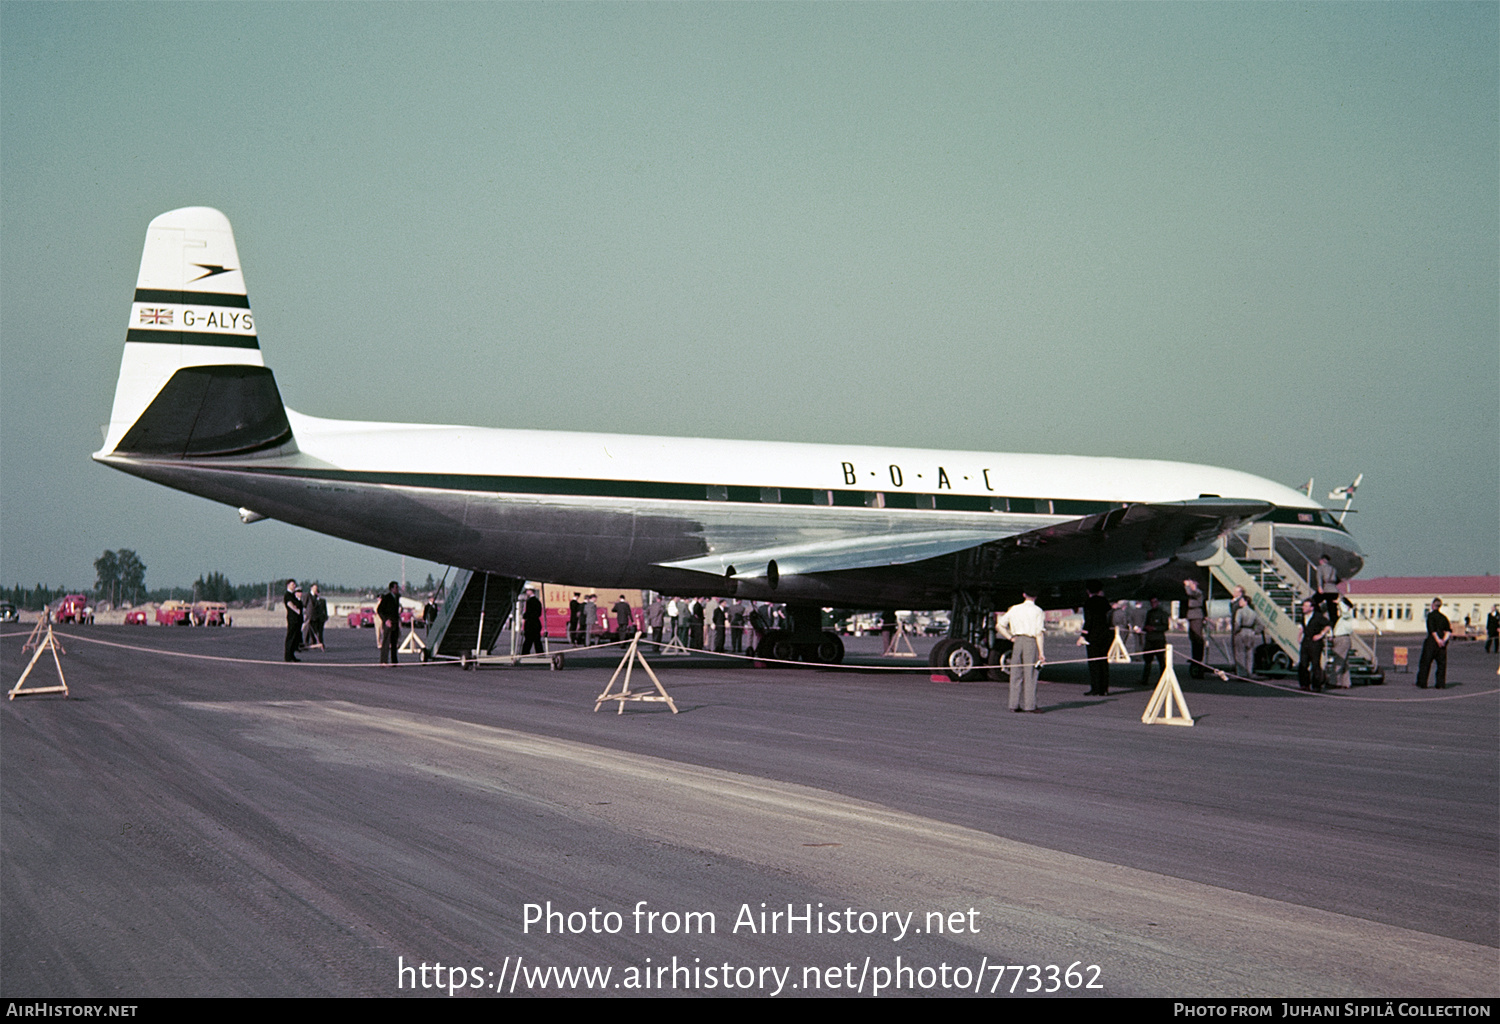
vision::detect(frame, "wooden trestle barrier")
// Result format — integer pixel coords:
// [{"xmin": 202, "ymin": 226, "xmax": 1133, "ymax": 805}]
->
[
  {"xmin": 594, "ymin": 633, "xmax": 678, "ymax": 714},
  {"xmin": 10, "ymin": 614, "xmax": 68, "ymax": 700}
]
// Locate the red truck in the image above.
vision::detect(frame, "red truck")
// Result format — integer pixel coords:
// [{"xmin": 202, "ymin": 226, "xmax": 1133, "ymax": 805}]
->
[
  {"xmin": 156, "ymin": 600, "xmax": 191, "ymax": 626},
  {"xmin": 55, "ymin": 594, "xmax": 93, "ymax": 624},
  {"xmin": 349, "ymin": 604, "xmax": 415, "ymax": 627},
  {"xmin": 191, "ymin": 601, "xmax": 230, "ymax": 626}
]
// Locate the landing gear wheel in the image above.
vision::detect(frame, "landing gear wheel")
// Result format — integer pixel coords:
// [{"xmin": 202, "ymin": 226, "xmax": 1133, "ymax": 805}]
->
[
  {"xmin": 813, "ymin": 631, "xmax": 845, "ymax": 664},
  {"xmin": 758, "ymin": 631, "xmax": 795, "ymax": 662},
  {"xmin": 987, "ymin": 638, "xmax": 1014, "ymax": 682},
  {"xmin": 1270, "ymin": 650, "xmax": 1293, "ymax": 672},
  {"xmin": 929, "ymin": 638, "xmax": 982, "ymax": 681},
  {"xmin": 947, "ymin": 640, "xmax": 982, "ymax": 681}
]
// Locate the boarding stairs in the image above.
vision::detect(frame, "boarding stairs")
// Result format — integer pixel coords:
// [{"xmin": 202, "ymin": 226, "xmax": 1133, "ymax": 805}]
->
[
  {"xmin": 1198, "ymin": 529, "xmax": 1383, "ymax": 684},
  {"xmin": 425, "ymin": 569, "xmax": 516, "ymax": 661}
]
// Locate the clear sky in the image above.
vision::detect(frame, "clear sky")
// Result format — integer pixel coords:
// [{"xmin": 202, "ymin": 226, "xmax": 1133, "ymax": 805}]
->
[{"xmin": 2, "ymin": 2, "xmax": 1496, "ymax": 594}]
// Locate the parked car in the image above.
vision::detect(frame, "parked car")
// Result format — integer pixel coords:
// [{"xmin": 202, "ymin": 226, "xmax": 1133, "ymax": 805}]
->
[
  {"xmin": 347, "ymin": 606, "xmax": 376, "ymax": 628},
  {"xmin": 156, "ymin": 600, "xmax": 192, "ymax": 626},
  {"xmin": 55, "ymin": 594, "xmax": 93, "ymax": 624},
  {"xmin": 124, "ymin": 609, "xmax": 148, "ymax": 625},
  {"xmin": 191, "ymin": 601, "xmax": 229, "ymax": 626},
  {"xmin": 0, "ymin": 601, "xmax": 17, "ymax": 623}
]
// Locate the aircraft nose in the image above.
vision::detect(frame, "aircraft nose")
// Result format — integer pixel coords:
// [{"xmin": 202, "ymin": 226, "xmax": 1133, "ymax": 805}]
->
[{"xmin": 1331, "ymin": 529, "xmax": 1365, "ymax": 578}]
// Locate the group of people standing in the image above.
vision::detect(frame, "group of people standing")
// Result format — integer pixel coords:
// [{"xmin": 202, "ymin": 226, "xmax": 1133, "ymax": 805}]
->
[
  {"xmin": 281, "ymin": 579, "xmax": 329, "ymax": 662},
  {"xmin": 564, "ymin": 592, "xmax": 599, "ymax": 645},
  {"xmin": 562, "ymin": 593, "xmax": 638, "ymax": 647},
  {"xmin": 1010, "ymin": 573, "xmax": 1360, "ymax": 708},
  {"xmin": 1296, "ymin": 554, "xmax": 1358, "ymax": 691},
  {"xmin": 282, "ymin": 579, "xmax": 405, "ymax": 664},
  {"xmin": 646, "ymin": 595, "xmax": 766, "ymax": 654},
  {"xmin": 1104, "ymin": 590, "xmax": 1186, "ymax": 687},
  {"xmin": 998, "ymin": 583, "xmax": 1178, "ymax": 712},
  {"xmin": 551, "ymin": 591, "xmax": 782, "ymax": 655}
]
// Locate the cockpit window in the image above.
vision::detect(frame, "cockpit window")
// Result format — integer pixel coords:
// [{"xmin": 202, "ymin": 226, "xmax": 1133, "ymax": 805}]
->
[{"xmin": 1269, "ymin": 507, "xmax": 1348, "ymax": 533}]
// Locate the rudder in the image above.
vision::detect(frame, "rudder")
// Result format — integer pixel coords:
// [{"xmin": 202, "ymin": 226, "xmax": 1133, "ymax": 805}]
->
[{"xmin": 99, "ymin": 207, "xmax": 293, "ymax": 458}]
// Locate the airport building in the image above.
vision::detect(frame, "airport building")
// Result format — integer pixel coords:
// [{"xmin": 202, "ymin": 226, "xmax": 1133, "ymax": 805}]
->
[{"xmin": 1344, "ymin": 575, "xmax": 1499, "ymax": 635}]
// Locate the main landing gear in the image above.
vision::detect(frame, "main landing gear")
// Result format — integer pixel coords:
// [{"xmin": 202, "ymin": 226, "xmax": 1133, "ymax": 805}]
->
[
  {"xmin": 927, "ymin": 636, "xmax": 1013, "ymax": 681},
  {"xmin": 927, "ymin": 588, "xmax": 1013, "ymax": 681},
  {"xmin": 754, "ymin": 602, "xmax": 845, "ymax": 664},
  {"xmin": 929, "ymin": 637, "xmax": 981, "ymax": 680}
]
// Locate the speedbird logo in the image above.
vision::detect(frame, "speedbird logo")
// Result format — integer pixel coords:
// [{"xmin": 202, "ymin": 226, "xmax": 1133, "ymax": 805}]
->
[{"xmin": 189, "ymin": 264, "xmax": 235, "ymax": 281}]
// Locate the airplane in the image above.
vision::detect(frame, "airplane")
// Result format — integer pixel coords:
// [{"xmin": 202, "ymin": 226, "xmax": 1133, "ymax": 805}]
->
[{"xmin": 94, "ymin": 207, "xmax": 1365, "ymax": 674}]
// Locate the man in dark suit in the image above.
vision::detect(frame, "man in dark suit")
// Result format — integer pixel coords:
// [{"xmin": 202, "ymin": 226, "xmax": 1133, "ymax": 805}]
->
[
  {"xmin": 1183, "ymin": 579, "xmax": 1206, "ymax": 678},
  {"xmin": 377, "ymin": 582, "xmax": 402, "ymax": 665},
  {"xmin": 283, "ymin": 579, "xmax": 303, "ymax": 662},
  {"xmin": 1140, "ymin": 598, "xmax": 1168, "ymax": 686},
  {"xmin": 568, "ymin": 593, "xmax": 583, "ymax": 645},
  {"xmin": 1417, "ymin": 598, "xmax": 1452, "ymax": 689},
  {"xmin": 711, "ymin": 599, "xmax": 727, "ymax": 652},
  {"xmin": 1081, "ymin": 583, "xmax": 1112, "ymax": 695},
  {"xmin": 613, "ymin": 595, "xmax": 633, "ymax": 641},
  {"xmin": 1298, "ymin": 598, "xmax": 1330, "ymax": 691},
  {"xmin": 729, "ymin": 600, "xmax": 747, "ymax": 653},
  {"xmin": 522, "ymin": 588, "xmax": 544, "ymax": 655},
  {"xmin": 306, "ymin": 583, "xmax": 328, "ymax": 650}
]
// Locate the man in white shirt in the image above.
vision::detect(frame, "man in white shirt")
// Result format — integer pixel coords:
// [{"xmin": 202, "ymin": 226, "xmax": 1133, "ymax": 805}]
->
[
  {"xmin": 1330, "ymin": 612, "xmax": 1355, "ymax": 688},
  {"xmin": 996, "ymin": 587, "xmax": 1046, "ymax": 713},
  {"xmin": 665, "ymin": 598, "xmax": 680, "ymax": 646}
]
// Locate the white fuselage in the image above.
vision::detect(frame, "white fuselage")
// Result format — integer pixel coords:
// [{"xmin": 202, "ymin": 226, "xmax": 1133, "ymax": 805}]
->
[{"xmin": 99, "ymin": 407, "xmax": 1361, "ymax": 608}]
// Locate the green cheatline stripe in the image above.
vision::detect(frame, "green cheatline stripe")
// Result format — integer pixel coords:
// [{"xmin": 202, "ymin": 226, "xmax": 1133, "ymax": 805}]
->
[
  {"xmin": 117, "ymin": 449, "xmax": 1343, "ymax": 529},
  {"xmin": 224, "ymin": 465, "xmax": 1073, "ymax": 512},
  {"xmin": 125, "ymin": 330, "xmax": 260, "ymax": 349},
  {"xmin": 134, "ymin": 289, "xmax": 250, "ymax": 308}
]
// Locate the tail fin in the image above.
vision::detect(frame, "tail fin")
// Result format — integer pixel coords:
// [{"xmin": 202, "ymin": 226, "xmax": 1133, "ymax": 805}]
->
[{"xmin": 99, "ymin": 207, "xmax": 293, "ymax": 458}]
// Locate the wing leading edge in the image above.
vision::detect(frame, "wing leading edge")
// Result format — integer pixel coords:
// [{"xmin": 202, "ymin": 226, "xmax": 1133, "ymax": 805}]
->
[
  {"xmin": 657, "ymin": 529, "xmax": 1015, "ymax": 580},
  {"xmin": 957, "ymin": 498, "xmax": 1272, "ymax": 586},
  {"xmin": 658, "ymin": 499, "xmax": 1271, "ymax": 590}
]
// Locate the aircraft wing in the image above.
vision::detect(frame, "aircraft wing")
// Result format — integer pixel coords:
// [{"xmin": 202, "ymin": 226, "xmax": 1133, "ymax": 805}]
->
[
  {"xmin": 657, "ymin": 498, "xmax": 1271, "ymax": 587},
  {"xmin": 955, "ymin": 497, "xmax": 1273, "ymax": 585},
  {"xmin": 657, "ymin": 529, "xmax": 1013, "ymax": 580}
]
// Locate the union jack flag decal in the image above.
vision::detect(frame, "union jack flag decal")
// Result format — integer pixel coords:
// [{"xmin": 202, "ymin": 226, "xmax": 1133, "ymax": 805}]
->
[{"xmin": 139, "ymin": 307, "xmax": 173, "ymax": 325}]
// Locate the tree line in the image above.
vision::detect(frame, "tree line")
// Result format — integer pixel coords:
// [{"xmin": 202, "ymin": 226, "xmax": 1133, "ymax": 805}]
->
[
  {"xmin": 1, "ymin": 584, "xmax": 74, "ymax": 611},
  {"xmin": 94, "ymin": 549, "xmax": 147, "ymax": 607},
  {"xmin": 3, "ymin": 551, "xmax": 442, "ymax": 611}
]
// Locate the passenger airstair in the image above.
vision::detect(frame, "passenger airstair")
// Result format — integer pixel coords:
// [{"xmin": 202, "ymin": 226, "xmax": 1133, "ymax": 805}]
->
[
  {"xmin": 1198, "ymin": 525, "xmax": 1383, "ymax": 683},
  {"xmin": 425, "ymin": 569, "xmax": 517, "ymax": 660}
]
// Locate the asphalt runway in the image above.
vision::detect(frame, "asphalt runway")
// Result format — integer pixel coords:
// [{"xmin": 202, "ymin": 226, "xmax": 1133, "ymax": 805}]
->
[{"xmin": 2, "ymin": 625, "xmax": 1496, "ymax": 998}]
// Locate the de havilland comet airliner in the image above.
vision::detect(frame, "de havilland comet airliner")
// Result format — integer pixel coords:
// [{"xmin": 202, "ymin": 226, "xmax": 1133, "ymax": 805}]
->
[{"xmin": 95, "ymin": 207, "xmax": 1363, "ymax": 671}]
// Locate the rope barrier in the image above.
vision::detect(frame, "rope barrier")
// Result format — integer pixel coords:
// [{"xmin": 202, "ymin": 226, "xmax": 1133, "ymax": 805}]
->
[
  {"xmin": 1178, "ymin": 653, "xmax": 1499, "ymax": 702},
  {"xmin": 25, "ymin": 630, "xmax": 448, "ymax": 668},
  {"xmin": 6, "ymin": 628, "xmax": 1496, "ymax": 699}
]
